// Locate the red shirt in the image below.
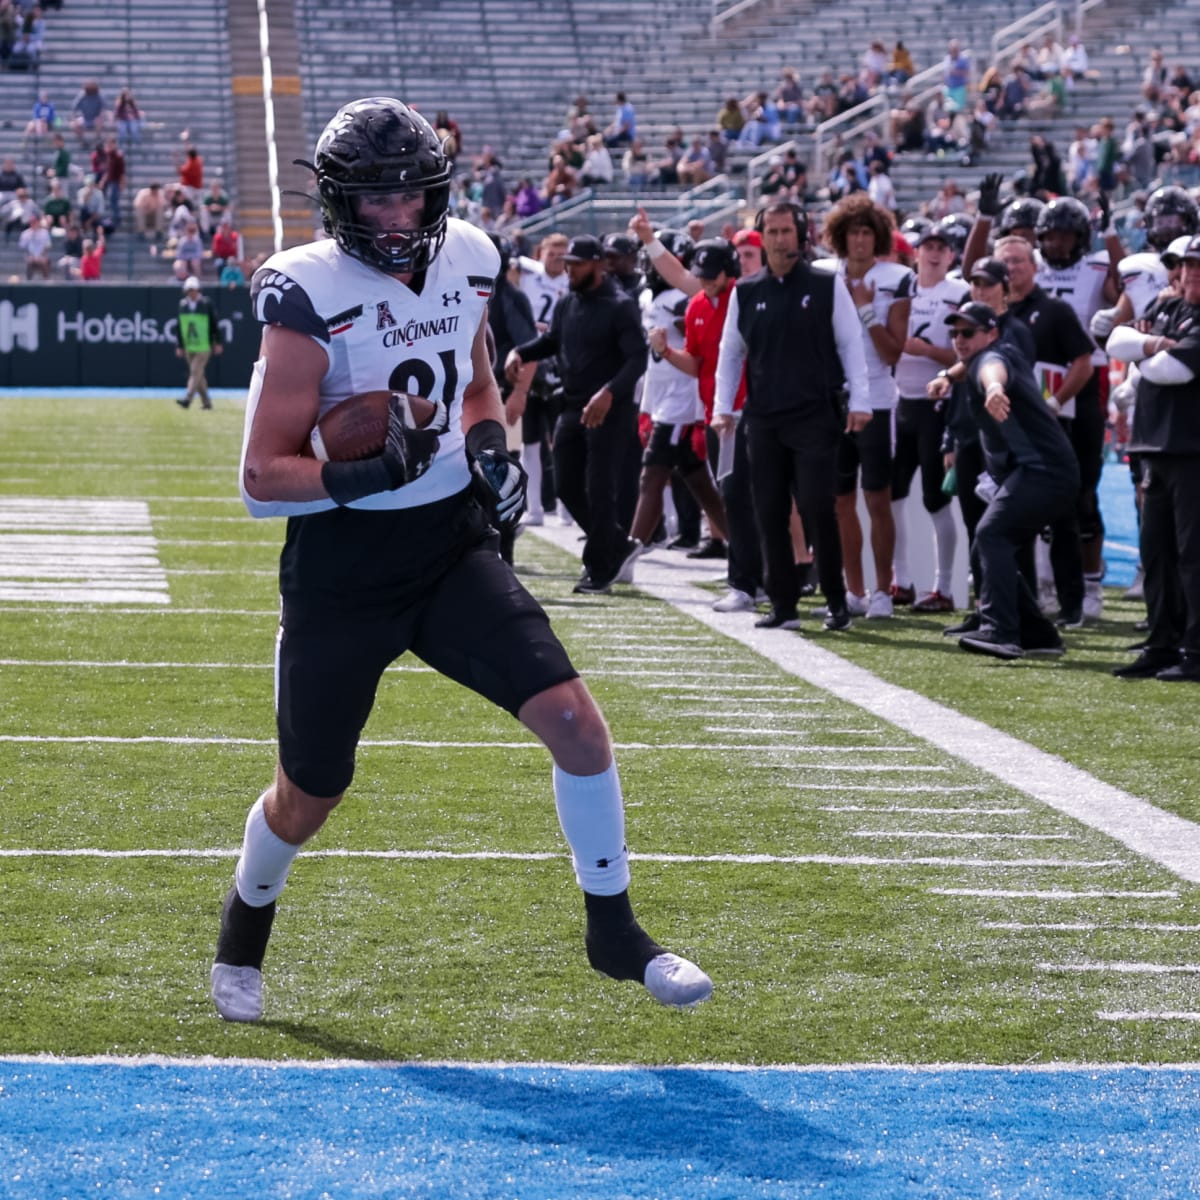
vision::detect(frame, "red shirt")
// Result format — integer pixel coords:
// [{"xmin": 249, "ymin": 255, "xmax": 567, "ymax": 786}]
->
[
  {"xmin": 684, "ymin": 282, "xmax": 745, "ymax": 418},
  {"xmin": 80, "ymin": 242, "xmax": 104, "ymax": 280},
  {"xmin": 179, "ymin": 154, "xmax": 203, "ymax": 190}
]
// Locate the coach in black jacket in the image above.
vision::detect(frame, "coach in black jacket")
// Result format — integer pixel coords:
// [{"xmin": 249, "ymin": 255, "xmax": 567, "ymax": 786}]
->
[
  {"xmin": 712, "ymin": 201, "xmax": 869, "ymax": 630},
  {"xmin": 507, "ymin": 234, "xmax": 647, "ymax": 592}
]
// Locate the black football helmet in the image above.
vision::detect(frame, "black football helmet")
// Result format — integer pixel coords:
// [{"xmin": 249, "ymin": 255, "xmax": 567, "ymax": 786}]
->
[
  {"xmin": 692, "ymin": 237, "xmax": 740, "ymax": 280},
  {"xmin": 899, "ymin": 215, "xmax": 933, "ymax": 244},
  {"xmin": 640, "ymin": 227, "xmax": 695, "ymax": 291},
  {"xmin": 935, "ymin": 213, "xmax": 973, "ymax": 259},
  {"xmin": 602, "ymin": 231, "xmax": 641, "ymax": 262},
  {"xmin": 311, "ymin": 97, "xmax": 453, "ymax": 274},
  {"xmin": 1035, "ymin": 196, "xmax": 1093, "ymax": 267},
  {"xmin": 996, "ymin": 196, "xmax": 1046, "ymax": 238},
  {"xmin": 1144, "ymin": 185, "xmax": 1200, "ymax": 251}
]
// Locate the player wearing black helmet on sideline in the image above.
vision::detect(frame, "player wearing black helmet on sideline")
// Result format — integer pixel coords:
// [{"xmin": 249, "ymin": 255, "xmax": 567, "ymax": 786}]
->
[{"xmin": 212, "ymin": 97, "xmax": 711, "ymax": 1025}]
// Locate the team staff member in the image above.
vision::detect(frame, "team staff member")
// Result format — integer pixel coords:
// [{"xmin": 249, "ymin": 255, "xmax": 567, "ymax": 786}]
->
[
  {"xmin": 713, "ymin": 200, "xmax": 870, "ymax": 631},
  {"xmin": 994, "ymin": 235, "xmax": 1094, "ymax": 627},
  {"xmin": 213, "ymin": 98, "xmax": 710, "ymax": 1024},
  {"xmin": 175, "ymin": 274, "xmax": 223, "ymax": 410},
  {"xmin": 507, "ymin": 234, "xmax": 647, "ymax": 593},
  {"xmin": 1107, "ymin": 236, "xmax": 1200, "ymax": 681},
  {"xmin": 946, "ymin": 302, "xmax": 1078, "ymax": 660}
]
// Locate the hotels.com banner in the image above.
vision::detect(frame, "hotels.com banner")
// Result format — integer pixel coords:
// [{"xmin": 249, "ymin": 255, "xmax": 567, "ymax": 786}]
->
[{"xmin": 0, "ymin": 285, "xmax": 258, "ymax": 387}]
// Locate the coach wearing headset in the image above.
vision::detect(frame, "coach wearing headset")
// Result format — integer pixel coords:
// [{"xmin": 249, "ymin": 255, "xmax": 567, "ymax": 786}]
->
[{"xmin": 712, "ymin": 200, "xmax": 871, "ymax": 631}]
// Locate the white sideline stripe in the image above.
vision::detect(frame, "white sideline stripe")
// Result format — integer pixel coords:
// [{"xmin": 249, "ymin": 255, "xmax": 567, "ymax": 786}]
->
[
  {"xmin": 1098, "ymin": 1012, "xmax": 1200, "ymax": 1022},
  {"xmin": 825, "ymin": 806, "xmax": 1027, "ymax": 814},
  {"xmin": 0, "ymin": 847, "xmax": 1124, "ymax": 868},
  {"xmin": 703, "ymin": 725, "xmax": 882, "ymax": 736},
  {"xmin": 7, "ymin": 1053, "xmax": 1200, "ymax": 1071},
  {"xmin": 0, "ymin": 606, "xmax": 279, "ymax": 616},
  {"xmin": 852, "ymin": 830, "xmax": 1071, "ymax": 842},
  {"xmin": 530, "ymin": 525, "xmax": 1200, "ymax": 884},
  {"xmin": 984, "ymin": 923, "xmax": 1200, "ymax": 932},
  {"xmin": 0, "ymin": 588, "xmax": 170, "ymax": 604},
  {"xmin": 930, "ymin": 888, "xmax": 1179, "ymax": 899},
  {"xmin": 653, "ymin": 686, "xmax": 816, "ymax": 694},
  {"xmin": 805, "ymin": 785, "xmax": 982, "ymax": 793},
  {"xmin": 1040, "ymin": 962, "xmax": 1200, "ymax": 975}
]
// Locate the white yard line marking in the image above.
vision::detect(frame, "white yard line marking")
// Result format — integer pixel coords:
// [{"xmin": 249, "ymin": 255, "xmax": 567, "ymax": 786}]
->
[
  {"xmin": 0, "ymin": 847, "xmax": 1125, "ymax": 869},
  {"xmin": 825, "ymin": 806, "xmax": 1028, "ymax": 814},
  {"xmin": 1098, "ymin": 1012, "xmax": 1200, "ymax": 1022},
  {"xmin": 530, "ymin": 525, "xmax": 1200, "ymax": 884},
  {"xmin": 984, "ymin": 923, "xmax": 1200, "ymax": 932},
  {"xmin": 1040, "ymin": 962, "xmax": 1200, "ymax": 975},
  {"xmin": 853, "ymin": 830, "xmax": 1071, "ymax": 841},
  {"xmin": 929, "ymin": 888, "xmax": 1179, "ymax": 899}
]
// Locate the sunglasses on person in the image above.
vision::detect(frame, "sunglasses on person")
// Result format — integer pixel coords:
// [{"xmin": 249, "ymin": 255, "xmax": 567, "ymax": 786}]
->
[{"xmin": 949, "ymin": 327, "xmax": 981, "ymax": 340}]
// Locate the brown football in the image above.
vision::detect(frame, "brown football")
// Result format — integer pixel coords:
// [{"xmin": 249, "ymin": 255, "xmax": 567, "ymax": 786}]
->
[{"xmin": 307, "ymin": 391, "xmax": 438, "ymax": 461}]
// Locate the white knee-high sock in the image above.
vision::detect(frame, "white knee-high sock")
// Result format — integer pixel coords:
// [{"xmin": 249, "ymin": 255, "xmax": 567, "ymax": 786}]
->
[
  {"xmin": 930, "ymin": 505, "xmax": 958, "ymax": 596},
  {"xmin": 552, "ymin": 762, "xmax": 630, "ymax": 896},
  {"xmin": 891, "ymin": 498, "xmax": 910, "ymax": 588},
  {"xmin": 523, "ymin": 442, "xmax": 544, "ymax": 517},
  {"xmin": 234, "ymin": 793, "xmax": 301, "ymax": 907}
]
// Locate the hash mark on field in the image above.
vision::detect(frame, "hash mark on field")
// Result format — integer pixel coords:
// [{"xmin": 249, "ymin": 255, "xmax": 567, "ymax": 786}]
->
[
  {"xmin": 930, "ymin": 888, "xmax": 1179, "ymax": 899},
  {"xmin": 1039, "ymin": 961, "xmax": 1200, "ymax": 975},
  {"xmin": 1098, "ymin": 1011, "xmax": 1200, "ymax": 1022}
]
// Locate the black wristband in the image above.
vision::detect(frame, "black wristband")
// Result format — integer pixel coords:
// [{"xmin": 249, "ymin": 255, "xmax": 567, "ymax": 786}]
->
[
  {"xmin": 321, "ymin": 456, "xmax": 393, "ymax": 506},
  {"xmin": 465, "ymin": 418, "xmax": 507, "ymax": 459}
]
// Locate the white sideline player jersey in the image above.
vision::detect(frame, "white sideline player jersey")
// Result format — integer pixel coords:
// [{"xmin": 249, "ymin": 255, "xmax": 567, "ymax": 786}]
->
[
  {"xmin": 1036, "ymin": 250, "xmax": 1109, "ymax": 366},
  {"xmin": 240, "ymin": 218, "xmax": 500, "ymax": 516},
  {"xmin": 1116, "ymin": 252, "xmax": 1169, "ymax": 321},
  {"xmin": 815, "ymin": 257, "xmax": 914, "ymax": 409},
  {"xmin": 639, "ymin": 286, "xmax": 703, "ymax": 425},
  {"xmin": 893, "ymin": 274, "xmax": 970, "ymax": 398},
  {"xmin": 516, "ymin": 257, "xmax": 569, "ymax": 328}
]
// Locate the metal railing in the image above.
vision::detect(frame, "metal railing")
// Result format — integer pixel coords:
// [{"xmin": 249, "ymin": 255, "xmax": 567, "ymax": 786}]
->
[{"xmin": 710, "ymin": 0, "xmax": 768, "ymax": 34}]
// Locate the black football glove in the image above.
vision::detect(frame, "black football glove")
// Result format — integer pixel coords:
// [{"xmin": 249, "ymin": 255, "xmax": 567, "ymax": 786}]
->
[
  {"xmin": 977, "ymin": 172, "xmax": 1004, "ymax": 217},
  {"xmin": 321, "ymin": 392, "xmax": 442, "ymax": 505},
  {"xmin": 1095, "ymin": 191, "xmax": 1112, "ymax": 234},
  {"xmin": 466, "ymin": 418, "xmax": 527, "ymax": 529}
]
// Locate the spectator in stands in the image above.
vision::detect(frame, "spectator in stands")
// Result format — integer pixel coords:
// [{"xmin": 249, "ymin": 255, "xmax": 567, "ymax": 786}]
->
[
  {"xmin": 775, "ymin": 68, "xmax": 804, "ymax": 123},
  {"xmin": 997, "ymin": 62, "xmax": 1030, "ymax": 123},
  {"xmin": 1063, "ymin": 34, "xmax": 1089, "ymax": 77},
  {"xmin": 1143, "ymin": 48, "xmax": 1169, "ymax": 105},
  {"xmin": 202, "ymin": 176, "xmax": 231, "ymax": 235},
  {"xmin": 476, "ymin": 150, "xmax": 507, "ymax": 215},
  {"xmin": 1026, "ymin": 64, "xmax": 1067, "ymax": 119},
  {"xmin": 565, "ymin": 95, "xmax": 592, "ymax": 143},
  {"xmin": 539, "ymin": 153, "xmax": 578, "ymax": 205},
  {"xmin": 603, "ymin": 92, "xmax": 637, "ymax": 148},
  {"xmin": 166, "ymin": 186, "xmax": 195, "ymax": 241},
  {"xmin": 0, "ymin": 1, "xmax": 16, "ymax": 64},
  {"xmin": 780, "ymin": 147, "xmax": 807, "ymax": 200},
  {"xmin": 861, "ymin": 40, "xmax": 888, "ymax": 91},
  {"xmin": 114, "ymin": 87, "xmax": 144, "ymax": 147},
  {"xmin": 1067, "ymin": 125, "xmax": 1097, "ymax": 191},
  {"xmin": 890, "ymin": 91, "xmax": 926, "ymax": 152},
  {"xmin": 716, "ymin": 95, "xmax": 745, "ymax": 142},
  {"xmin": 78, "ymin": 228, "xmax": 105, "ymax": 280},
  {"xmin": 0, "ymin": 156, "xmax": 27, "ymax": 207},
  {"xmin": 928, "ymin": 178, "xmax": 966, "ymax": 219},
  {"xmin": 808, "ymin": 69, "xmax": 839, "ymax": 123},
  {"xmin": 622, "ymin": 139, "xmax": 651, "ymax": 190},
  {"xmin": 738, "ymin": 91, "xmax": 782, "ymax": 149},
  {"xmin": 433, "ymin": 110, "xmax": 462, "ymax": 159},
  {"xmin": 19, "ymin": 214, "xmax": 51, "ymax": 279},
  {"xmin": 12, "ymin": 5, "xmax": 45, "ymax": 65},
  {"xmin": 1095, "ymin": 117, "xmax": 1120, "ymax": 192},
  {"xmin": 1123, "ymin": 111, "xmax": 1158, "ymax": 189},
  {"xmin": 705, "ymin": 130, "xmax": 728, "ymax": 177},
  {"xmin": 45, "ymin": 133, "xmax": 78, "ymax": 187},
  {"xmin": 3, "ymin": 186, "xmax": 39, "ymax": 241},
  {"xmin": 1036, "ymin": 32, "xmax": 1064, "ymax": 77},
  {"xmin": 70, "ymin": 80, "xmax": 109, "ymax": 142},
  {"xmin": 41, "ymin": 178, "xmax": 71, "ymax": 229},
  {"xmin": 100, "ymin": 135, "xmax": 125, "ymax": 230},
  {"xmin": 211, "ymin": 216, "xmax": 242, "ymax": 274},
  {"xmin": 828, "ymin": 151, "xmax": 865, "ymax": 201},
  {"xmin": 677, "ymin": 135, "xmax": 713, "ymax": 187},
  {"xmin": 758, "ymin": 154, "xmax": 790, "ymax": 203},
  {"xmin": 1029, "ymin": 136, "xmax": 1066, "ymax": 195},
  {"xmin": 942, "ymin": 40, "xmax": 972, "ymax": 113},
  {"xmin": 89, "ymin": 139, "xmax": 108, "ymax": 185},
  {"xmin": 888, "ymin": 41, "xmax": 915, "ymax": 87},
  {"xmin": 514, "ymin": 176, "xmax": 543, "ymax": 217},
  {"xmin": 56, "ymin": 218, "xmax": 84, "ymax": 278},
  {"xmin": 23, "ymin": 90, "xmax": 56, "ymax": 145},
  {"xmin": 868, "ymin": 159, "xmax": 897, "ymax": 214},
  {"xmin": 175, "ymin": 220, "xmax": 205, "ymax": 278},
  {"xmin": 75, "ymin": 180, "xmax": 105, "ymax": 236},
  {"xmin": 648, "ymin": 136, "xmax": 683, "ymax": 187},
  {"xmin": 177, "ymin": 144, "xmax": 204, "ymax": 209},
  {"xmin": 133, "ymin": 181, "xmax": 166, "ymax": 243},
  {"xmin": 219, "ymin": 257, "xmax": 246, "ymax": 288},
  {"xmin": 579, "ymin": 134, "xmax": 614, "ymax": 187}
]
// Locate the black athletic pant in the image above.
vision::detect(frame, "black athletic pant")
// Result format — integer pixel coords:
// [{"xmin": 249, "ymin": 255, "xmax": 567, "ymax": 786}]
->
[
  {"xmin": 710, "ymin": 421, "xmax": 762, "ymax": 596},
  {"xmin": 745, "ymin": 417, "xmax": 843, "ymax": 616},
  {"xmin": 1140, "ymin": 453, "xmax": 1200, "ymax": 657}
]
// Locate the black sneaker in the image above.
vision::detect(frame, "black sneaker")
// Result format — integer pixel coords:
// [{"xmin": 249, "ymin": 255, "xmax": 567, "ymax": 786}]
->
[
  {"xmin": 1054, "ymin": 609, "xmax": 1085, "ymax": 630},
  {"xmin": 943, "ymin": 610, "xmax": 982, "ymax": 637},
  {"xmin": 666, "ymin": 535, "xmax": 698, "ymax": 551},
  {"xmin": 573, "ymin": 574, "xmax": 613, "ymax": 595},
  {"xmin": 959, "ymin": 631, "xmax": 1024, "ymax": 660},
  {"xmin": 1157, "ymin": 655, "xmax": 1200, "ymax": 682},
  {"xmin": 1022, "ymin": 630, "xmax": 1066, "ymax": 657},
  {"xmin": 175, "ymin": 396, "xmax": 192, "ymax": 409},
  {"xmin": 822, "ymin": 606, "xmax": 852, "ymax": 631},
  {"xmin": 1112, "ymin": 648, "xmax": 1180, "ymax": 678},
  {"xmin": 686, "ymin": 538, "xmax": 727, "ymax": 560},
  {"xmin": 755, "ymin": 608, "xmax": 801, "ymax": 630}
]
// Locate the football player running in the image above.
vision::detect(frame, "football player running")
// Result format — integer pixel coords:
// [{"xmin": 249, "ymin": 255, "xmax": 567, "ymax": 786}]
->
[{"xmin": 212, "ymin": 98, "xmax": 711, "ymax": 1023}]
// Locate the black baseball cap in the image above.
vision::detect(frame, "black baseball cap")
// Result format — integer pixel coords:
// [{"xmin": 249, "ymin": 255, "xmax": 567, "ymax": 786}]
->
[
  {"xmin": 690, "ymin": 239, "xmax": 735, "ymax": 279},
  {"xmin": 914, "ymin": 225, "xmax": 953, "ymax": 248},
  {"xmin": 968, "ymin": 256, "xmax": 1010, "ymax": 288},
  {"xmin": 945, "ymin": 300, "xmax": 999, "ymax": 332},
  {"xmin": 563, "ymin": 235, "xmax": 604, "ymax": 262}
]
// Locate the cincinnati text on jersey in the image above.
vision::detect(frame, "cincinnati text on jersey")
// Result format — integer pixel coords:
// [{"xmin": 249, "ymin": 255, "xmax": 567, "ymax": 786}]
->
[{"xmin": 380, "ymin": 314, "xmax": 462, "ymax": 348}]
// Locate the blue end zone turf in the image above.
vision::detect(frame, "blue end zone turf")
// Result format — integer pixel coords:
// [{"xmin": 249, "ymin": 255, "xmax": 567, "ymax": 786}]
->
[{"xmin": 4, "ymin": 1060, "xmax": 1199, "ymax": 1198}]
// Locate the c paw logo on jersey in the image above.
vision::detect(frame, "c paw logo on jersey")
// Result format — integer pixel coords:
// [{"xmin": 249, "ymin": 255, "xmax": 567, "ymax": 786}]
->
[
  {"xmin": 468, "ymin": 274, "xmax": 494, "ymax": 298},
  {"xmin": 325, "ymin": 304, "xmax": 362, "ymax": 336}
]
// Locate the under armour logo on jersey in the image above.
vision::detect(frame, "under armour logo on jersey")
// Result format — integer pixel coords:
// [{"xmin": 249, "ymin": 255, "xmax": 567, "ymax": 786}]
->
[
  {"xmin": 375, "ymin": 301, "xmax": 396, "ymax": 330},
  {"xmin": 442, "ymin": 290, "xmax": 461, "ymax": 307}
]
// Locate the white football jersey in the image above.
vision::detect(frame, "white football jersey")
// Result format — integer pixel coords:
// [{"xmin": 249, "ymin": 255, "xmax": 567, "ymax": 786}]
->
[
  {"xmin": 241, "ymin": 218, "xmax": 499, "ymax": 515},
  {"xmin": 1116, "ymin": 252, "xmax": 1169, "ymax": 321},
  {"xmin": 640, "ymin": 286, "xmax": 703, "ymax": 425},
  {"xmin": 516, "ymin": 256, "xmax": 569, "ymax": 329},
  {"xmin": 1036, "ymin": 250, "xmax": 1110, "ymax": 365},
  {"xmin": 893, "ymin": 274, "xmax": 970, "ymax": 398},
  {"xmin": 815, "ymin": 257, "xmax": 914, "ymax": 409}
]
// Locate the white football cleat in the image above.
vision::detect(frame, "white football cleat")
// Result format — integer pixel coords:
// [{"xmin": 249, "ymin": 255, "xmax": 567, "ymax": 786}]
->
[
  {"xmin": 211, "ymin": 963, "xmax": 264, "ymax": 1022},
  {"xmin": 712, "ymin": 588, "xmax": 755, "ymax": 612},
  {"xmin": 643, "ymin": 953, "xmax": 713, "ymax": 1008},
  {"xmin": 866, "ymin": 589, "xmax": 894, "ymax": 619}
]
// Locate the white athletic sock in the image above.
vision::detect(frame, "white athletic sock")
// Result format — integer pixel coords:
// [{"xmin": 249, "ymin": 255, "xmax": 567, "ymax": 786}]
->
[
  {"xmin": 930, "ymin": 504, "xmax": 958, "ymax": 596},
  {"xmin": 552, "ymin": 762, "xmax": 631, "ymax": 896},
  {"xmin": 234, "ymin": 793, "xmax": 302, "ymax": 907},
  {"xmin": 891, "ymin": 498, "xmax": 910, "ymax": 588},
  {"xmin": 522, "ymin": 442, "xmax": 544, "ymax": 517}
]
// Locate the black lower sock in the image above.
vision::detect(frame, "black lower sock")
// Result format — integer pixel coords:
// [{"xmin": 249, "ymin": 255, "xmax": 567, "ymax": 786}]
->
[
  {"xmin": 583, "ymin": 890, "xmax": 664, "ymax": 982},
  {"xmin": 214, "ymin": 886, "xmax": 276, "ymax": 969}
]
